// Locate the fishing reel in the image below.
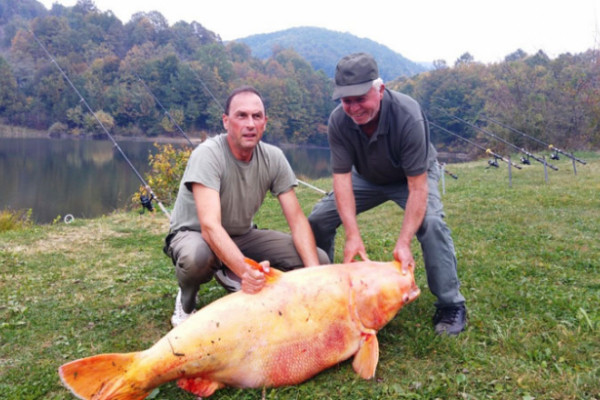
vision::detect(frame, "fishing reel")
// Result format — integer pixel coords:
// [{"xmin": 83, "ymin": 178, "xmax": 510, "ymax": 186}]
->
[
  {"xmin": 487, "ymin": 158, "xmax": 499, "ymax": 168},
  {"xmin": 520, "ymin": 156, "xmax": 531, "ymax": 165},
  {"xmin": 140, "ymin": 194, "xmax": 155, "ymax": 213}
]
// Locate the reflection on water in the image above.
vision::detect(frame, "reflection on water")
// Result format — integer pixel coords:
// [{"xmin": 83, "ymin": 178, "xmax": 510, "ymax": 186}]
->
[
  {"xmin": 0, "ymin": 137, "xmax": 331, "ymax": 223},
  {"xmin": 279, "ymin": 145, "xmax": 331, "ymax": 179},
  {"xmin": 0, "ymin": 138, "xmax": 159, "ymax": 223}
]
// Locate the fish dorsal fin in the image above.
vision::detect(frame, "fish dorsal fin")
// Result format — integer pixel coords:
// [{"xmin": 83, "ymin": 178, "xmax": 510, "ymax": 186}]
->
[{"xmin": 244, "ymin": 257, "xmax": 283, "ymax": 284}]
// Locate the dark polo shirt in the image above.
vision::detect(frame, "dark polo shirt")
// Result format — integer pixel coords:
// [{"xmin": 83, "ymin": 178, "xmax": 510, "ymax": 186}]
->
[{"xmin": 328, "ymin": 89, "xmax": 437, "ymax": 185}]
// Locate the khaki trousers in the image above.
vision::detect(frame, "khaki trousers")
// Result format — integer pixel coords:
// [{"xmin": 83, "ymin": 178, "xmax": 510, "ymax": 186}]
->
[{"xmin": 165, "ymin": 227, "xmax": 329, "ymax": 312}]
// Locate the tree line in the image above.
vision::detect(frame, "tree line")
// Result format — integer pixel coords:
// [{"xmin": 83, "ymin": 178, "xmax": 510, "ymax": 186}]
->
[
  {"xmin": 0, "ymin": 0, "xmax": 334, "ymax": 146},
  {"xmin": 0, "ymin": 0, "xmax": 598, "ymax": 153},
  {"xmin": 390, "ymin": 51, "xmax": 600, "ymax": 154}
]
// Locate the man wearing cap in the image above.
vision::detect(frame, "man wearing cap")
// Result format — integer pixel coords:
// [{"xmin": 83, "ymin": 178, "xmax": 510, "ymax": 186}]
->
[{"xmin": 308, "ymin": 53, "xmax": 467, "ymax": 335}]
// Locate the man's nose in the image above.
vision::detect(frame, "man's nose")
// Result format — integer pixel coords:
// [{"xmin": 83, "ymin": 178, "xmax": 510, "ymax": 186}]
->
[
  {"xmin": 243, "ymin": 116, "xmax": 256, "ymax": 129},
  {"xmin": 347, "ymin": 101, "xmax": 361, "ymax": 113}
]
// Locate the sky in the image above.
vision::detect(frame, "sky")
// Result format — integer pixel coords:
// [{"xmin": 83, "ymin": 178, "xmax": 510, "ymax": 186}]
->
[{"xmin": 38, "ymin": 0, "xmax": 600, "ymax": 64}]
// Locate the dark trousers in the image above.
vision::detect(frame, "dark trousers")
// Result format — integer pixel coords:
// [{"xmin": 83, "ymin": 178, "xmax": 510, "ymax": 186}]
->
[{"xmin": 308, "ymin": 165, "xmax": 465, "ymax": 308}]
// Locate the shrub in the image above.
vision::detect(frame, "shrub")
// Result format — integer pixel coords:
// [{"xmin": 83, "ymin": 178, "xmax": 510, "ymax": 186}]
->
[
  {"xmin": 131, "ymin": 143, "xmax": 192, "ymax": 211},
  {"xmin": 47, "ymin": 122, "xmax": 68, "ymax": 138},
  {"xmin": 0, "ymin": 208, "xmax": 33, "ymax": 231}
]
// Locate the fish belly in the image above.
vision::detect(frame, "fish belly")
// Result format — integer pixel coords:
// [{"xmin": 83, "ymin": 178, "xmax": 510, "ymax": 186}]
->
[{"xmin": 143, "ymin": 265, "xmax": 363, "ymax": 388}]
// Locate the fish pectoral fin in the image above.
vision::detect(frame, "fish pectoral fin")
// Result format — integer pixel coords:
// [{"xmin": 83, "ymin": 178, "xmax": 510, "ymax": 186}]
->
[
  {"xmin": 352, "ymin": 332, "xmax": 379, "ymax": 379},
  {"xmin": 177, "ymin": 376, "xmax": 225, "ymax": 397}
]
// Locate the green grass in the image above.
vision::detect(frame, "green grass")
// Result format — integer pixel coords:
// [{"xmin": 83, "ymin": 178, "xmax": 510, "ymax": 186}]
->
[{"xmin": 1, "ymin": 152, "xmax": 599, "ymax": 400}]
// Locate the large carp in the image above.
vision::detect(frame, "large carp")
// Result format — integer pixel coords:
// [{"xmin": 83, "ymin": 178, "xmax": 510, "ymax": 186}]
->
[{"xmin": 59, "ymin": 259, "xmax": 420, "ymax": 399}]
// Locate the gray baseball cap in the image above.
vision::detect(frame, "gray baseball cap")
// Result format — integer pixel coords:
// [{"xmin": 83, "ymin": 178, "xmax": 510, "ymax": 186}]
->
[{"xmin": 332, "ymin": 53, "xmax": 379, "ymax": 100}]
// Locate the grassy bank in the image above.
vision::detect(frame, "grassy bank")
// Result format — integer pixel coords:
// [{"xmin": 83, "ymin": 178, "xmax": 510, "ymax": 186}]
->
[{"xmin": 1, "ymin": 153, "xmax": 599, "ymax": 399}]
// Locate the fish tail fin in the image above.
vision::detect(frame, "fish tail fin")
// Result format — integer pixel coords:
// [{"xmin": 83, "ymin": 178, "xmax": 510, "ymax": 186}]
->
[
  {"xmin": 59, "ymin": 352, "xmax": 150, "ymax": 400},
  {"xmin": 244, "ymin": 257, "xmax": 283, "ymax": 283}
]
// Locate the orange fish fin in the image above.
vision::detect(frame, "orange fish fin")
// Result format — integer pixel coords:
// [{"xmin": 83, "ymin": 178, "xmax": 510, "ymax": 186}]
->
[
  {"xmin": 352, "ymin": 332, "xmax": 379, "ymax": 379},
  {"xmin": 177, "ymin": 376, "xmax": 225, "ymax": 397},
  {"xmin": 58, "ymin": 352, "xmax": 149, "ymax": 400},
  {"xmin": 244, "ymin": 257, "xmax": 283, "ymax": 283}
]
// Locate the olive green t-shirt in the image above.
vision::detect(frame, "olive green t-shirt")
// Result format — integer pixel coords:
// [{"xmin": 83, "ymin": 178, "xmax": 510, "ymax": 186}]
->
[{"xmin": 169, "ymin": 134, "xmax": 297, "ymax": 235}]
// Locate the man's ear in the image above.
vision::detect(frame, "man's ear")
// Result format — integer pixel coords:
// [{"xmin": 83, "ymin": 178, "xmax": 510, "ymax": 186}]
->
[{"xmin": 222, "ymin": 113, "xmax": 228, "ymax": 130}]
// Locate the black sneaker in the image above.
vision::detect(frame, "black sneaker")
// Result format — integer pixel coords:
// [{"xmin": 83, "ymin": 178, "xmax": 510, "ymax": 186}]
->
[
  {"xmin": 214, "ymin": 267, "xmax": 241, "ymax": 293},
  {"xmin": 433, "ymin": 304, "xmax": 467, "ymax": 336}
]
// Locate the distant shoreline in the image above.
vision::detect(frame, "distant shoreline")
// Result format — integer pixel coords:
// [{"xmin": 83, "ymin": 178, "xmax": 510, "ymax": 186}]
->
[
  {"xmin": 0, "ymin": 124, "xmax": 331, "ymax": 149},
  {"xmin": 0, "ymin": 125, "xmax": 47, "ymax": 138},
  {"xmin": 0, "ymin": 124, "xmax": 201, "ymax": 145}
]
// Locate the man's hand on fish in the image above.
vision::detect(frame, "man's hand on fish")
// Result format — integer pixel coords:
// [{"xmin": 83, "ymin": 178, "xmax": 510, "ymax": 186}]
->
[
  {"xmin": 343, "ymin": 235, "xmax": 370, "ymax": 263},
  {"xmin": 393, "ymin": 242, "xmax": 414, "ymax": 274},
  {"xmin": 241, "ymin": 260, "xmax": 270, "ymax": 294}
]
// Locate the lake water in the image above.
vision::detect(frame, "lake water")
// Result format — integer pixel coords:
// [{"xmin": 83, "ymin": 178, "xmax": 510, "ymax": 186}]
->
[{"xmin": 0, "ymin": 137, "xmax": 331, "ymax": 224}]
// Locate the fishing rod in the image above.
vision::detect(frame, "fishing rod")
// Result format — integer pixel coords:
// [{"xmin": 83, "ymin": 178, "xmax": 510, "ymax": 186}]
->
[
  {"xmin": 437, "ymin": 162, "xmax": 458, "ymax": 179},
  {"xmin": 134, "ymin": 73, "xmax": 196, "ymax": 147},
  {"xmin": 444, "ymin": 113, "xmax": 558, "ymax": 171},
  {"xmin": 153, "ymin": 27, "xmax": 329, "ymax": 195},
  {"xmin": 138, "ymin": 73, "xmax": 329, "ymax": 196},
  {"xmin": 31, "ymin": 31, "xmax": 170, "ymax": 219},
  {"xmin": 138, "ymin": 63, "xmax": 328, "ymax": 195},
  {"xmin": 480, "ymin": 115, "xmax": 587, "ymax": 165},
  {"xmin": 443, "ymin": 166, "xmax": 458, "ymax": 179},
  {"xmin": 428, "ymin": 96, "xmax": 585, "ymax": 167},
  {"xmin": 436, "ymin": 162, "xmax": 457, "ymax": 196},
  {"xmin": 429, "ymin": 121, "xmax": 522, "ymax": 170},
  {"xmin": 183, "ymin": 61, "xmax": 225, "ymax": 112}
]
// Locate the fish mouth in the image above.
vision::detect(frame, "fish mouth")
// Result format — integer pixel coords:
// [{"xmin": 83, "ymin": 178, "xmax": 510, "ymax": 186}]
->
[{"xmin": 403, "ymin": 282, "xmax": 421, "ymax": 305}]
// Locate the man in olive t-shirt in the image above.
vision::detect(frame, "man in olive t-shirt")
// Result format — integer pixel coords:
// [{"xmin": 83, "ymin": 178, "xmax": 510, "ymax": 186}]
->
[{"xmin": 165, "ymin": 86, "xmax": 329, "ymax": 327}]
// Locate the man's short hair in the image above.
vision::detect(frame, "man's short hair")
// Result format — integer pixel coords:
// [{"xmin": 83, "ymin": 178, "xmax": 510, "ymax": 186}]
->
[
  {"xmin": 224, "ymin": 86, "xmax": 266, "ymax": 115},
  {"xmin": 372, "ymin": 78, "xmax": 384, "ymax": 91}
]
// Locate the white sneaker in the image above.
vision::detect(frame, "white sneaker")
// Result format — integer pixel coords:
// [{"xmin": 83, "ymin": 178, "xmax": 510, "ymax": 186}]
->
[{"xmin": 171, "ymin": 289, "xmax": 194, "ymax": 328}]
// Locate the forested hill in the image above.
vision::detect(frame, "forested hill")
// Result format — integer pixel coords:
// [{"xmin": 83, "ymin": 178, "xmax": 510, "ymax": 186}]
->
[
  {"xmin": 0, "ymin": 0, "xmax": 46, "ymax": 24},
  {"xmin": 234, "ymin": 27, "xmax": 428, "ymax": 80},
  {"xmin": 0, "ymin": 0, "xmax": 336, "ymax": 145},
  {"xmin": 0, "ymin": 0, "xmax": 598, "ymax": 152}
]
